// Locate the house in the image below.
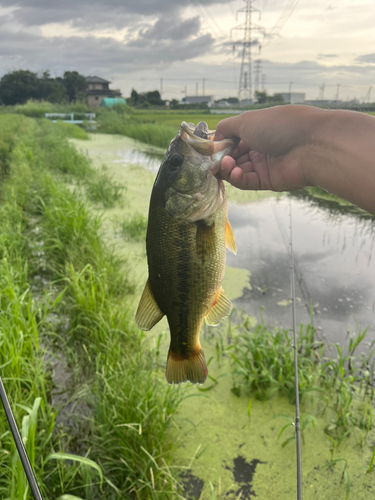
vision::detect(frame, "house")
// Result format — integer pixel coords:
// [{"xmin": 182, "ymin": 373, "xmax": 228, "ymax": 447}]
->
[
  {"xmin": 279, "ymin": 92, "xmax": 306, "ymax": 104},
  {"xmin": 86, "ymin": 76, "xmax": 122, "ymax": 108},
  {"xmin": 182, "ymin": 95, "xmax": 214, "ymax": 107}
]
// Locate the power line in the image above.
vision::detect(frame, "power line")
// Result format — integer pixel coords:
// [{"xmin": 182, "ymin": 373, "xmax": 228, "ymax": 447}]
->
[
  {"xmin": 189, "ymin": 0, "xmax": 225, "ymax": 39},
  {"xmin": 195, "ymin": 0, "xmax": 229, "ymax": 38},
  {"xmin": 263, "ymin": 0, "xmax": 301, "ymax": 47}
]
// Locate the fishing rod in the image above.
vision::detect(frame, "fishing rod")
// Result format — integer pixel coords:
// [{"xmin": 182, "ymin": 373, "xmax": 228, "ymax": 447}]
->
[
  {"xmin": 289, "ymin": 199, "xmax": 302, "ymax": 500},
  {"xmin": 0, "ymin": 375, "xmax": 44, "ymax": 500}
]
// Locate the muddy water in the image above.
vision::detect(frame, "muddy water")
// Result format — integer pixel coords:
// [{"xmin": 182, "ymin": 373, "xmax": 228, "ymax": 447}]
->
[{"xmin": 73, "ymin": 134, "xmax": 375, "ymax": 500}]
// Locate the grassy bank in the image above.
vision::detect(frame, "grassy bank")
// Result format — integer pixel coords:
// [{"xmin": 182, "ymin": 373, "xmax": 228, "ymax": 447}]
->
[
  {"xmin": 0, "ymin": 115, "xmax": 184, "ymax": 499},
  {"xmin": 73, "ymin": 132, "xmax": 375, "ymax": 499}
]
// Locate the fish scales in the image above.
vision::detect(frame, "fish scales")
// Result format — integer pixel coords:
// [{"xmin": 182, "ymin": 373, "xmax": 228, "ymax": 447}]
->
[
  {"xmin": 136, "ymin": 121, "xmax": 238, "ymax": 384},
  {"xmin": 147, "ymin": 187, "xmax": 227, "ymax": 360}
]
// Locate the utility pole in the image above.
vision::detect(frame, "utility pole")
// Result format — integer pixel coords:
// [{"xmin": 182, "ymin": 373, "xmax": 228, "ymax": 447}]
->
[
  {"xmin": 261, "ymin": 73, "xmax": 266, "ymax": 92},
  {"xmin": 231, "ymin": 0, "xmax": 265, "ymax": 104},
  {"xmin": 335, "ymin": 83, "xmax": 340, "ymax": 102},
  {"xmin": 254, "ymin": 59, "xmax": 261, "ymax": 94},
  {"xmin": 364, "ymin": 85, "xmax": 372, "ymax": 103},
  {"xmin": 289, "ymin": 81, "xmax": 293, "ymax": 104},
  {"xmin": 196, "ymin": 82, "xmax": 199, "ymax": 96},
  {"xmin": 160, "ymin": 78, "xmax": 163, "ymax": 98},
  {"xmin": 319, "ymin": 83, "xmax": 325, "ymax": 101},
  {"xmin": 202, "ymin": 78, "xmax": 206, "ymax": 96}
]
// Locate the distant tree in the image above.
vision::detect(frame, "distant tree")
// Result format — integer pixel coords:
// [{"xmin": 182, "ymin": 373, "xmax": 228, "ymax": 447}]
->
[
  {"xmin": 255, "ymin": 91, "xmax": 268, "ymax": 104},
  {"xmin": 0, "ymin": 70, "xmax": 40, "ymax": 105},
  {"xmin": 227, "ymin": 97, "xmax": 239, "ymax": 105},
  {"xmin": 268, "ymin": 93, "xmax": 285, "ymax": 104},
  {"xmin": 146, "ymin": 90, "xmax": 164, "ymax": 106},
  {"xmin": 130, "ymin": 88, "xmax": 139, "ymax": 105},
  {"xmin": 62, "ymin": 71, "xmax": 87, "ymax": 102},
  {"xmin": 170, "ymin": 99, "xmax": 180, "ymax": 109},
  {"xmin": 128, "ymin": 88, "xmax": 164, "ymax": 107},
  {"xmin": 39, "ymin": 71, "xmax": 68, "ymax": 103}
]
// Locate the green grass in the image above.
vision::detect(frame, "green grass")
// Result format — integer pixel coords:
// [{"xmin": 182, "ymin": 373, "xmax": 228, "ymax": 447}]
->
[
  {"xmin": 96, "ymin": 110, "xmax": 177, "ymax": 149},
  {"xmin": 115, "ymin": 212, "xmax": 148, "ymax": 241},
  {"xmin": 6, "ymin": 99, "xmax": 91, "ymax": 117},
  {"xmin": 228, "ymin": 312, "xmax": 375, "ymax": 446},
  {"xmin": 95, "ymin": 107, "xmax": 241, "ymax": 148},
  {"xmin": 132, "ymin": 110, "xmax": 235, "ymax": 130},
  {"xmin": 292, "ymin": 187, "xmax": 374, "ymax": 219},
  {"xmin": 0, "ymin": 114, "xmax": 184, "ymax": 499},
  {"xmin": 85, "ymin": 167, "xmax": 126, "ymax": 207}
]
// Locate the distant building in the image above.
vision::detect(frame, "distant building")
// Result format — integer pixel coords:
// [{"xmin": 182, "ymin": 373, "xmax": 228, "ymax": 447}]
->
[
  {"xmin": 216, "ymin": 100, "xmax": 231, "ymax": 108},
  {"xmin": 183, "ymin": 95, "xmax": 214, "ymax": 106},
  {"xmin": 279, "ymin": 92, "xmax": 306, "ymax": 104},
  {"xmin": 101, "ymin": 97, "xmax": 126, "ymax": 108},
  {"xmin": 86, "ymin": 76, "xmax": 122, "ymax": 108},
  {"xmin": 305, "ymin": 99, "xmax": 342, "ymax": 106}
]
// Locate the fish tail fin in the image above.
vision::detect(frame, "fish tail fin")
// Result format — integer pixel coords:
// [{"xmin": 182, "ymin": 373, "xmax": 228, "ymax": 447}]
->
[{"xmin": 166, "ymin": 347, "xmax": 207, "ymax": 385}]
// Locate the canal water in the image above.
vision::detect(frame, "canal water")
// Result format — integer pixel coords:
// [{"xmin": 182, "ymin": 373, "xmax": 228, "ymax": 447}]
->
[
  {"xmin": 74, "ymin": 134, "xmax": 375, "ymax": 500},
  {"xmin": 228, "ymin": 197, "xmax": 375, "ymax": 347}
]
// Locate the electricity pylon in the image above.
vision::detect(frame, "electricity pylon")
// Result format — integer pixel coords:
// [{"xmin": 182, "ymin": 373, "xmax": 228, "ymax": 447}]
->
[{"xmin": 231, "ymin": 0, "xmax": 265, "ymax": 104}]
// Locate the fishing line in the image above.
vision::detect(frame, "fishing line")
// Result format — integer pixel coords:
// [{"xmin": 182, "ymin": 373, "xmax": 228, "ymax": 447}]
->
[
  {"xmin": 0, "ymin": 375, "xmax": 44, "ymax": 500},
  {"xmin": 289, "ymin": 198, "xmax": 302, "ymax": 500}
]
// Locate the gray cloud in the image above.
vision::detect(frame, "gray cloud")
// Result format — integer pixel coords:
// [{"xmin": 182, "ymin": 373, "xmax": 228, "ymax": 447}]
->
[
  {"xmin": 0, "ymin": 25, "xmax": 214, "ymax": 77},
  {"xmin": 318, "ymin": 54, "xmax": 338, "ymax": 59},
  {"xmin": 356, "ymin": 53, "xmax": 375, "ymax": 64},
  {"xmin": 140, "ymin": 16, "xmax": 201, "ymax": 41},
  {"xmin": 0, "ymin": 0, "xmax": 231, "ymax": 29}
]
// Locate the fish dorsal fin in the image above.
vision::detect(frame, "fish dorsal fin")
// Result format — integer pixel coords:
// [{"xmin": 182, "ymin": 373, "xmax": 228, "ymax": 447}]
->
[
  {"xmin": 225, "ymin": 219, "xmax": 237, "ymax": 255},
  {"xmin": 135, "ymin": 279, "xmax": 164, "ymax": 331},
  {"xmin": 205, "ymin": 287, "xmax": 232, "ymax": 326}
]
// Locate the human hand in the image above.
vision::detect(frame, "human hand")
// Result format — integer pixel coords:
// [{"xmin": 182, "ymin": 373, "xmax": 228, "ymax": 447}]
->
[{"xmin": 213, "ymin": 105, "xmax": 321, "ymax": 191}]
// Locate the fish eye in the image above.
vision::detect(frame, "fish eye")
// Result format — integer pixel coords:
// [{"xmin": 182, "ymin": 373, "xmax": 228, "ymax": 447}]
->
[{"xmin": 169, "ymin": 153, "xmax": 183, "ymax": 169}]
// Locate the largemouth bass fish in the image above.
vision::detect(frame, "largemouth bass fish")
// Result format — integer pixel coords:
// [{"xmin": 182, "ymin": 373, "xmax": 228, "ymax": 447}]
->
[{"xmin": 136, "ymin": 121, "xmax": 239, "ymax": 384}]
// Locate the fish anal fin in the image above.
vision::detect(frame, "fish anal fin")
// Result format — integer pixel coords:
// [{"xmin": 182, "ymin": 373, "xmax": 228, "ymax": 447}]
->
[
  {"xmin": 225, "ymin": 219, "xmax": 237, "ymax": 255},
  {"xmin": 135, "ymin": 279, "xmax": 164, "ymax": 331},
  {"xmin": 166, "ymin": 346, "xmax": 207, "ymax": 385},
  {"xmin": 205, "ymin": 287, "xmax": 232, "ymax": 326}
]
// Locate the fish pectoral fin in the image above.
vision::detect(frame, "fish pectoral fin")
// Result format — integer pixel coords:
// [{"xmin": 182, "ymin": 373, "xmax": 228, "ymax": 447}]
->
[
  {"xmin": 205, "ymin": 287, "xmax": 232, "ymax": 326},
  {"xmin": 135, "ymin": 279, "xmax": 164, "ymax": 331},
  {"xmin": 225, "ymin": 219, "xmax": 237, "ymax": 255}
]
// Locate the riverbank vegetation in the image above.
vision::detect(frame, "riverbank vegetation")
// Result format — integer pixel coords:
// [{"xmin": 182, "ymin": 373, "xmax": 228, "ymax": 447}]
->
[
  {"xmin": 1, "ymin": 114, "xmax": 375, "ymax": 499},
  {"xmin": 229, "ymin": 315, "xmax": 375, "ymax": 446},
  {"xmin": 0, "ymin": 114, "xmax": 184, "ymax": 499}
]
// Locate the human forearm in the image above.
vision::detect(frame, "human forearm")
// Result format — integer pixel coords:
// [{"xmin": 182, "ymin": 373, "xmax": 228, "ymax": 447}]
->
[{"xmin": 306, "ymin": 109, "xmax": 375, "ymax": 214}]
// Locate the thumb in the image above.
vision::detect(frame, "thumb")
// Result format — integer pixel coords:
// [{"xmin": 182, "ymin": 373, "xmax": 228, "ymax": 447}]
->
[{"xmin": 214, "ymin": 115, "xmax": 243, "ymax": 141}]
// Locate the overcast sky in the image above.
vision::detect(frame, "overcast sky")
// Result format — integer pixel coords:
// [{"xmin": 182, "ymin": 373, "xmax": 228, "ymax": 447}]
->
[{"xmin": 0, "ymin": 0, "xmax": 374, "ymax": 101}]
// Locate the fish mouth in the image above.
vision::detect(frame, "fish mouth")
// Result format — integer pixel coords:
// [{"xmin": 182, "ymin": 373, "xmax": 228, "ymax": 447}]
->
[{"xmin": 180, "ymin": 121, "xmax": 239, "ymax": 162}]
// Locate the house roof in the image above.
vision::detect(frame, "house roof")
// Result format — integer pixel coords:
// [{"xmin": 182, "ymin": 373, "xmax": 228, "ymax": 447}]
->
[
  {"xmin": 86, "ymin": 76, "xmax": 111, "ymax": 84},
  {"xmin": 86, "ymin": 89, "xmax": 122, "ymax": 97}
]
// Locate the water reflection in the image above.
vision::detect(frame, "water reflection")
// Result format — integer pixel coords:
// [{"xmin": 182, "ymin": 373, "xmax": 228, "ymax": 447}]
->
[
  {"xmin": 111, "ymin": 148, "xmax": 163, "ymax": 172},
  {"xmin": 292, "ymin": 187, "xmax": 375, "ymax": 222},
  {"xmin": 227, "ymin": 197, "xmax": 375, "ymax": 346}
]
